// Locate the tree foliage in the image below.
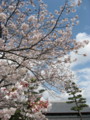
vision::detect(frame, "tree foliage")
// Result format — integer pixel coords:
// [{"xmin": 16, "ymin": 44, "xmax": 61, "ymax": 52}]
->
[{"xmin": 66, "ymin": 80, "xmax": 88, "ymax": 120}]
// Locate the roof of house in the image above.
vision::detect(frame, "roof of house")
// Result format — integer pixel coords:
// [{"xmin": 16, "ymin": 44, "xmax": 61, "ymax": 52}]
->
[{"xmin": 47, "ymin": 102, "xmax": 90, "ymax": 113}]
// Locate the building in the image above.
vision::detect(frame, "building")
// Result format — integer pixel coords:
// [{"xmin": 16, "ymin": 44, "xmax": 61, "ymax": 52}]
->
[{"xmin": 45, "ymin": 102, "xmax": 90, "ymax": 120}]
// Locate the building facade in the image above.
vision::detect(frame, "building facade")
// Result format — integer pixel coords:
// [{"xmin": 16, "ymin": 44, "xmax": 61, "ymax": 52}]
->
[{"xmin": 45, "ymin": 102, "xmax": 90, "ymax": 120}]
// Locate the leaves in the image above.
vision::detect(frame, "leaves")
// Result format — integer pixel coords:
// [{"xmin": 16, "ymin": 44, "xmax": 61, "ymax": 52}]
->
[
  {"xmin": 66, "ymin": 80, "xmax": 88, "ymax": 119},
  {"xmin": 10, "ymin": 109, "xmax": 24, "ymax": 120},
  {"xmin": 39, "ymin": 89, "xmax": 45, "ymax": 93}
]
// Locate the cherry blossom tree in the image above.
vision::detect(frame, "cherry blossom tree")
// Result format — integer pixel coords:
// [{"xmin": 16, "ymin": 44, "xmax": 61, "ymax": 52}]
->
[{"xmin": 0, "ymin": 0, "xmax": 88, "ymax": 119}]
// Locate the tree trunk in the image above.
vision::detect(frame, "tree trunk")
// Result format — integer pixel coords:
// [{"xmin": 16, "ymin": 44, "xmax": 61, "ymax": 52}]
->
[{"xmin": 78, "ymin": 110, "xmax": 83, "ymax": 120}]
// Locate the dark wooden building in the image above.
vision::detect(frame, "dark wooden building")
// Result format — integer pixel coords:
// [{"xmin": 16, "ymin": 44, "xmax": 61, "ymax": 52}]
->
[{"xmin": 45, "ymin": 102, "xmax": 90, "ymax": 120}]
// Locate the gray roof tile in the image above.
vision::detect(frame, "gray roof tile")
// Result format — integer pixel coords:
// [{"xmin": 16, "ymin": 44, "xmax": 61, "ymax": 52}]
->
[{"xmin": 48, "ymin": 102, "xmax": 90, "ymax": 113}]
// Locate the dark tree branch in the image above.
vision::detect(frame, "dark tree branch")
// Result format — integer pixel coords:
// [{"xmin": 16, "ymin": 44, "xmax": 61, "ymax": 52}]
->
[{"xmin": 5, "ymin": 0, "xmax": 20, "ymax": 27}]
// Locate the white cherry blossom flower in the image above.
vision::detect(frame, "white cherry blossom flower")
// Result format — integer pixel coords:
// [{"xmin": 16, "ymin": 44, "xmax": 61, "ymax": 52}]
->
[
  {"xmin": 0, "ymin": 13, "xmax": 7, "ymax": 21},
  {"xmin": 21, "ymin": 23, "xmax": 29, "ymax": 31}
]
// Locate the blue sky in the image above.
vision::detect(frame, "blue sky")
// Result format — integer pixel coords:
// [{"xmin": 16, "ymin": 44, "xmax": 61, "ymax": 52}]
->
[
  {"xmin": 43, "ymin": 0, "xmax": 90, "ymax": 36},
  {"xmin": 42, "ymin": 0, "xmax": 90, "ymax": 105},
  {"xmin": 75, "ymin": 0, "xmax": 90, "ymax": 35}
]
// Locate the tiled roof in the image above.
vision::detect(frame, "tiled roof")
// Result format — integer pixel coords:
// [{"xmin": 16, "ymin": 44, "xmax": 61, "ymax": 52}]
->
[{"xmin": 47, "ymin": 102, "xmax": 90, "ymax": 113}]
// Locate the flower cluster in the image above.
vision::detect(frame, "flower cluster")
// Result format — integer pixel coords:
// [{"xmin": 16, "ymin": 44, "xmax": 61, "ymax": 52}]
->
[
  {"xmin": 0, "ymin": 108, "xmax": 16, "ymax": 120},
  {"xmin": 0, "ymin": 79, "xmax": 50, "ymax": 119},
  {"xmin": 0, "ymin": 13, "xmax": 7, "ymax": 22},
  {"xmin": 30, "ymin": 100, "xmax": 49, "ymax": 112},
  {"xmin": 21, "ymin": 23, "xmax": 29, "ymax": 31}
]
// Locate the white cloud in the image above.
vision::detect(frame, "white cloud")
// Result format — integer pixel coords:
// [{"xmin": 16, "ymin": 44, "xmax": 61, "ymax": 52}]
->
[
  {"xmin": 37, "ymin": 84, "xmax": 66, "ymax": 102},
  {"xmin": 71, "ymin": 33, "xmax": 90, "ymax": 67},
  {"xmin": 76, "ymin": 68, "xmax": 90, "ymax": 105},
  {"xmin": 42, "ymin": 90, "xmax": 62, "ymax": 102},
  {"xmin": 70, "ymin": 33, "xmax": 90, "ymax": 105},
  {"xmin": 42, "ymin": 33, "xmax": 90, "ymax": 105}
]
